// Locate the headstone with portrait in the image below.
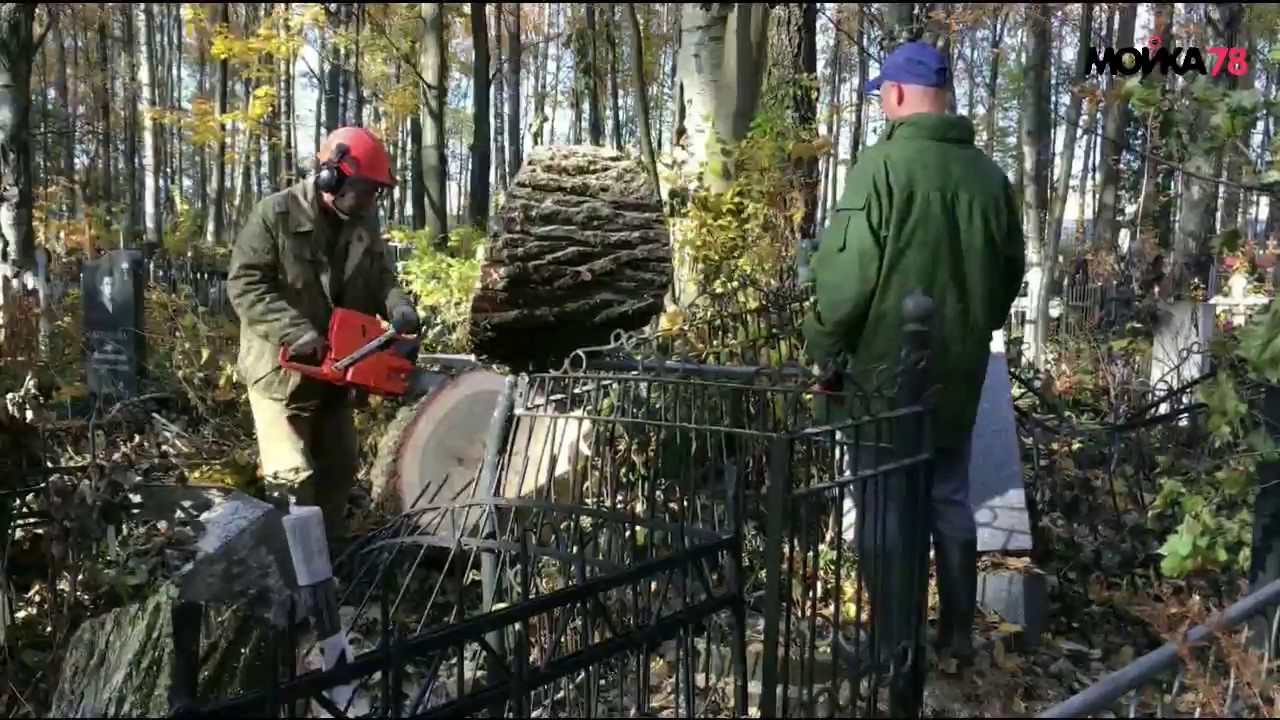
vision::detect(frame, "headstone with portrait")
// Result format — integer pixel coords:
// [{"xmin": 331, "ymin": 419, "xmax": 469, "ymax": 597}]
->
[{"xmin": 81, "ymin": 249, "xmax": 146, "ymax": 398}]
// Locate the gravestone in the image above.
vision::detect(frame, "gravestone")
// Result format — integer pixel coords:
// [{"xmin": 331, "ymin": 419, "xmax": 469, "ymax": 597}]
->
[
  {"xmin": 970, "ymin": 329, "xmax": 1045, "ymax": 648},
  {"xmin": 969, "ymin": 329, "xmax": 1033, "ymax": 553},
  {"xmin": 81, "ymin": 249, "xmax": 146, "ymax": 398},
  {"xmin": 1148, "ymin": 300, "xmax": 1206, "ymax": 412}
]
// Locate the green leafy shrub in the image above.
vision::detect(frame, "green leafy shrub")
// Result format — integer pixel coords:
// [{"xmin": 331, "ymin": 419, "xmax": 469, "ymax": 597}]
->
[{"xmin": 389, "ymin": 225, "xmax": 485, "ymax": 354}]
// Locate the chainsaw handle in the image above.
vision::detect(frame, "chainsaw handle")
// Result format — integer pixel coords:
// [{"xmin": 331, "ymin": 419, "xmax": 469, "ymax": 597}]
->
[{"xmin": 277, "ymin": 346, "xmax": 343, "ymax": 382}]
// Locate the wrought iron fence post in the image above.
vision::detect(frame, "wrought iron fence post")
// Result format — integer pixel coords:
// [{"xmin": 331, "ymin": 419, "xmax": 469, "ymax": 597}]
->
[
  {"xmin": 887, "ymin": 291, "xmax": 934, "ymax": 719},
  {"xmin": 477, "ymin": 374, "xmax": 517, "ymax": 717},
  {"xmin": 759, "ymin": 437, "xmax": 791, "ymax": 718},
  {"xmin": 1248, "ymin": 381, "xmax": 1280, "ymax": 654}
]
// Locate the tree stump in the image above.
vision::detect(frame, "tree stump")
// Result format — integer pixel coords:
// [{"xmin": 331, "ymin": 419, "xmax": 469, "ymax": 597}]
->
[{"xmin": 469, "ymin": 145, "xmax": 671, "ymax": 369}]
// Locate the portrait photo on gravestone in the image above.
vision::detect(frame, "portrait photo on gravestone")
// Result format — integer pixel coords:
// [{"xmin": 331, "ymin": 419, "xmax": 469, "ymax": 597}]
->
[{"xmin": 81, "ymin": 248, "xmax": 146, "ymax": 398}]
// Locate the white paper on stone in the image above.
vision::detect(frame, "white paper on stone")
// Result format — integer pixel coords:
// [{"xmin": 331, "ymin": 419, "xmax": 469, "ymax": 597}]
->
[
  {"xmin": 283, "ymin": 506, "xmax": 333, "ymax": 586},
  {"xmin": 969, "ymin": 330, "xmax": 1033, "ymax": 553}
]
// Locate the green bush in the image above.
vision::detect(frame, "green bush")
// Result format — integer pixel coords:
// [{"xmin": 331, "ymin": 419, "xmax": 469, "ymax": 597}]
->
[{"xmin": 388, "ymin": 225, "xmax": 485, "ymax": 354}]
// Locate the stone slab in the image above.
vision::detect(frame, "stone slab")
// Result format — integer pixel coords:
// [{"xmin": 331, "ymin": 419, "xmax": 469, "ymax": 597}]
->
[
  {"xmin": 173, "ymin": 492, "xmax": 298, "ymax": 615},
  {"xmin": 977, "ymin": 569, "xmax": 1047, "ymax": 650},
  {"xmin": 969, "ymin": 331, "xmax": 1033, "ymax": 553}
]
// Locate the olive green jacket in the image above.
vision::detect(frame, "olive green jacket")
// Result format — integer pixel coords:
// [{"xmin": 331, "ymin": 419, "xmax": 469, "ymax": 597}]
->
[
  {"xmin": 802, "ymin": 112, "xmax": 1024, "ymax": 450},
  {"xmin": 227, "ymin": 178, "xmax": 413, "ymax": 408}
]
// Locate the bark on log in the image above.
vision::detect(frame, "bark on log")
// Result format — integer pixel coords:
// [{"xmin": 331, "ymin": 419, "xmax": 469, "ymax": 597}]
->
[{"xmin": 469, "ymin": 145, "xmax": 671, "ymax": 369}]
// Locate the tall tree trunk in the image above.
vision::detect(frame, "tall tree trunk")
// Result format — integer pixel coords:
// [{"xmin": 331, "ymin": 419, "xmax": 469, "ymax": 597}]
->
[
  {"xmin": 122, "ymin": 4, "xmax": 140, "ymax": 247},
  {"xmin": 52, "ymin": 20, "xmax": 74, "ymax": 220},
  {"xmin": 0, "ymin": 4, "xmax": 42, "ymax": 342},
  {"xmin": 324, "ymin": 7, "xmax": 342, "ymax": 133},
  {"xmin": 469, "ymin": 1, "xmax": 492, "ymax": 227},
  {"xmin": 207, "ymin": 2, "xmax": 230, "ymax": 246},
  {"xmin": 818, "ymin": 5, "xmax": 842, "ymax": 230},
  {"xmin": 283, "ymin": 3, "xmax": 296, "ymax": 183},
  {"xmin": 1093, "ymin": 3, "xmax": 1136, "ymax": 252},
  {"xmin": 493, "ymin": 3, "xmax": 508, "ymax": 191},
  {"xmin": 1021, "ymin": 2, "xmax": 1053, "ymax": 368},
  {"xmin": 421, "ymin": 2, "xmax": 448, "ymax": 241},
  {"xmin": 505, "ymin": 2, "xmax": 523, "ymax": 174},
  {"xmin": 549, "ymin": 4, "xmax": 563, "ymax": 144},
  {"xmin": 137, "ymin": 3, "xmax": 161, "ymax": 249},
  {"xmin": 1047, "ymin": 3, "xmax": 1093, "ymax": 258},
  {"xmin": 1218, "ymin": 3, "xmax": 1250, "ymax": 239},
  {"xmin": 571, "ymin": 12, "xmax": 583, "ymax": 145},
  {"xmin": 625, "ymin": 3, "xmax": 659, "ymax": 197},
  {"xmin": 670, "ymin": 4, "xmax": 683, "ymax": 152},
  {"xmin": 798, "ymin": 2, "xmax": 818, "ymax": 244},
  {"xmin": 97, "ymin": 3, "xmax": 113, "ymax": 236},
  {"xmin": 532, "ymin": 3, "xmax": 550, "ymax": 147},
  {"xmin": 606, "ymin": 4, "xmax": 623, "ymax": 150},
  {"xmin": 585, "ymin": 4, "xmax": 604, "ymax": 145},
  {"xmin": 1136, "ymin": 4, "xmax": 1175, "ymax": 256},
  {"xmin": 409, "ymin": 84, "xmax": 426, "ymax": 228},
  {"xmin": 197, "ymin": 25, "xmax": 207, "ymax": 231},
  {"xmin": 983, "ymin": 8, "xmax": 1007, "ymax": 156},
  {"xmin": 671, "ymin": 2, "xmax": 771, "ymax": 305},
  {"xmin": 353, "ymin": 4, "xmax": 363, "ymax": 126}
]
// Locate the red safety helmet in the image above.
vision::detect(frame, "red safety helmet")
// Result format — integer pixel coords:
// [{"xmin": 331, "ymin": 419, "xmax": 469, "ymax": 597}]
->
[{"xmin": 316, "ymin": 126, "xmax": 396, "ymax": 189}]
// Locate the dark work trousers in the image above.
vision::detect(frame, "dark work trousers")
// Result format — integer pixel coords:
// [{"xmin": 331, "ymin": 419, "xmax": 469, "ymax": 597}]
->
[{"xmin": 836, "ymin": 429, "xmax": 977, "ymax": 663}]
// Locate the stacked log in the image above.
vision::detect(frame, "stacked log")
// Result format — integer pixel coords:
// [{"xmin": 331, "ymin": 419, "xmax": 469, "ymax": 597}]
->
[{"xmin": 468, "ymin": 145, "xmax": 671, "ymax": 370}]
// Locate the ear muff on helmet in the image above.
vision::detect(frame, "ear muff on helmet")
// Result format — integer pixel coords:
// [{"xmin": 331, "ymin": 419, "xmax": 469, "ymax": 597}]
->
[{"xmin": 316, "ymin": 142, "xmax": 353, "ymax": 194}]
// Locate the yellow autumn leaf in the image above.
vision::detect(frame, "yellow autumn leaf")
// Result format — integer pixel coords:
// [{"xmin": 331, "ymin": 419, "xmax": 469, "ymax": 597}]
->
[
  {"xmin": 998, "ymin": 622, "xmax": 1023, "ymax": 634},
  {"xmin": 658, "ymin": 309, "xmax": 687, "ymax": 333}
]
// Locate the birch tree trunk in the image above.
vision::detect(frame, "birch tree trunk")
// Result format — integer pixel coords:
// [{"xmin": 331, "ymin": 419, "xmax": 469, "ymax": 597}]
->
[
  {"xmin": 0, "ymin": 4, "xmax": 41, "ymax": 346},
  {"xmin": 137, "ymin": 4, "xmax": 161, "ymax": 249},
  {"xmin": 669, "ymin": 2, "xmax": 770, "ymax": 306},
  {"xmin": 1021, "ymin": 2, "xmax": 1053, "ymax": 369},
  {"xmin": 207, "ymin": 3, "xmax": 230, "ymax": 246}
]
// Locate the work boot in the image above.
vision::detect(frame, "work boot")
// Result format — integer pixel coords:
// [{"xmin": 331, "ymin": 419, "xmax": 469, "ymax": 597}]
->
[{"xmin": 933, "ymin": 534, "xmax": 978, "ymax": 665}]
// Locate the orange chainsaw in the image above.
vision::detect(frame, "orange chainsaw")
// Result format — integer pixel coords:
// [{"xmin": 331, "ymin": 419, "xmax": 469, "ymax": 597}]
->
[{"xmin": 276, "ymin": 307, "xmax": 472, "ymax": 398}]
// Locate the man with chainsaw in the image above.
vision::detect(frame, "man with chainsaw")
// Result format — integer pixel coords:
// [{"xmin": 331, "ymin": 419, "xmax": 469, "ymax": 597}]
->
[
  {"xmin": 228, "ymin": 126, "xmax": 420, "ymax": 541},
  {"xmin": 801, "ymin": 41, "xmax": 1025, "ymax": 665}
]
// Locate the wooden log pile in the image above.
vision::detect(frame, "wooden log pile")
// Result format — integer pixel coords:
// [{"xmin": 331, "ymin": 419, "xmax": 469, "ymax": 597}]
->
[{"xmin": 468, "ymin": 145, "xmax": 671, "ymax": 369}]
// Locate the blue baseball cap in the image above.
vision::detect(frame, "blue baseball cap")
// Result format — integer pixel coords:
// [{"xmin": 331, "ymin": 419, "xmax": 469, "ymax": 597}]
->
[{"xmin": 864, "ymin": 41, "xmax": 950, "ymax": 93}]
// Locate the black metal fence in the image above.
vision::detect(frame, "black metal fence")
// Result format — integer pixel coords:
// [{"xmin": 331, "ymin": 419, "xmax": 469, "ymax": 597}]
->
[
  {"xmin": 182, "ymin": 290, "xmax": 939, "ymax": 718},
  {"xmin": 1016, "ymin": 342, "xmax": 1280, "ymax": 718}
]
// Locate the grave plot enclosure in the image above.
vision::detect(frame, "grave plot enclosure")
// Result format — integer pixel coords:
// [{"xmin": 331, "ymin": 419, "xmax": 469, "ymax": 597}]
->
[{"xmin": 191, "ymin": 295, "xmax": 938, "ymax": 719}]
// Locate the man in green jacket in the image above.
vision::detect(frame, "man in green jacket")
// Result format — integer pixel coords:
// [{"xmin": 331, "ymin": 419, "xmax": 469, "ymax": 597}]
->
[
  {"xmin": 802, "ymin": 41, "xmax": 1025, "ymax": 663},
  {"xmin": 228, "ymin": 126, "xmax": 420, "ymax": 541}
]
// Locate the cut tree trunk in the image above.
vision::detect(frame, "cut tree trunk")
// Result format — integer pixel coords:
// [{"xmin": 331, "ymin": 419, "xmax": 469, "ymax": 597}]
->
[{"xmin": 469, "ymin": 145, "xmax": 671, "ymax": 369}]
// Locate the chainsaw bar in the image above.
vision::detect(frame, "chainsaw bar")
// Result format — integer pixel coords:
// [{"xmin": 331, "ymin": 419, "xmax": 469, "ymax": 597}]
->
[{"xmin": 368, "ymin": 369, "xmax": 508, "ymax": 534}]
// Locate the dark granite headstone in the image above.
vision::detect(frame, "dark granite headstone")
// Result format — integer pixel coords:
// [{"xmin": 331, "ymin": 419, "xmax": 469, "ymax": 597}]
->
[
  {"xmin": 969, "ymin": 330, "xmax": 1033, "ymax": 553},
  {"xmin": 81, "ymin": 249, "xmax": 146, "ymax": 397}
]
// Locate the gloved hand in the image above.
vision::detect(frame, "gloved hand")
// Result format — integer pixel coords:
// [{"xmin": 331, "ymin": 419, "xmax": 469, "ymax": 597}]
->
[
  {"xmin": 286, "ymin": 329, "xmax": 327, "ymax": 363},
  {"xmin": 391, "ymin": 304, "xmax": 420, "ymax": 335}
]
